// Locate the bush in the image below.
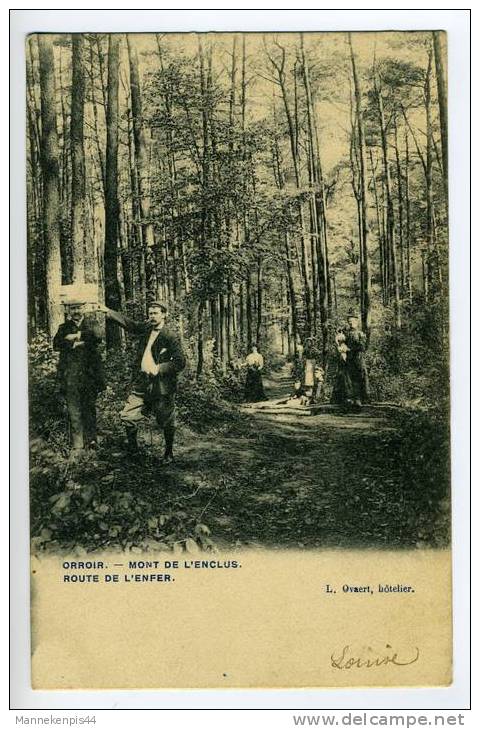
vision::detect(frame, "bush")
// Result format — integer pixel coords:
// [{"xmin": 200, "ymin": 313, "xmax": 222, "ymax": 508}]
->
[
  {"xmin": 389, "ymin": 408, "xmax": 450, "ymax": 547},
  {"xmin": 367, "ymin": 304, "xmax": 449, "ymax": 409},
  {"xmin": 28, "ymin": 333, "xmax": 68, "ymax": 448},
  {"xmin": 177, "ymin": 374, "xmax": 250, "ymax": 433}
]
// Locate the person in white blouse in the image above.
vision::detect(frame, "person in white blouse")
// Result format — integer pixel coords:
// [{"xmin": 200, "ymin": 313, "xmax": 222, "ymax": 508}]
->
[{"xmin": 244, "ymin": 344, "xmax": 267, "ymax": 402}]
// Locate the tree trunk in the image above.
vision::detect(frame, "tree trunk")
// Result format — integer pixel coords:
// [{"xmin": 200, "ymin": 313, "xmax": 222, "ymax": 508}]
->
[
  {"xmin": 331, "ymin": 269, "xmax": 338, "ymax": 317},
  {"xmin": 301, "ymin": 34, "xmax": 328, "ymax": 356},
  {"xmin": 271, "ymin": 102, "xmax": 299, "ymax": 356},
  {"xmin": 404, "ymin": 129, "xmax": 412, "ymax": 303},
  {"xmin": 227, "ymin": 35, "xmax": 237, "ymax": 363},
  {"xmin": 246, "ymin": 273, "xmax": 253, "ymax": 350},
  {"xmin": 104, "ymin": 34, "xmax": 122, "ymax": 348},
  {"xmin": 268, "ymin": 40, "xmax": 312, "ymax": 337},
  {"xmin": 393, "ymin": 114, "xmax": 405, "ymax": 295},
  {"xmin": 433, "ymin": 31, "xmax": 448, "ymax": 196},
  {"xmin": 227, "ymin": 290, "xmax": 234, "ymax": 362},
  {"xmin": 70, "ymin": 34, "xmax": 86, "ymax": 284},
  {"xmin": 374, "ymin": 65, "xmax": 401, "ymax": 327},
  {"xmin": 87, "ymin": 36, "xmax": 106, "ymax": 199},
  {"xmin": 219, "ymin": 293, "xmax": 226, "ymax": 363},
  {"xmin": 127, "ymin": 34, "xmax": 156, "ymax": 301},
  {"xmin": 256, "ymin": 258, "xmax": 263, "ymax": 345},
  {"xmin": 38, "ymin": 35, "xmax": 63, "ymax": 336},
  {"xmin": 425, "ymin": 47, "xmax": 435, "ymax": 296},
  {"xmin": 27, "ymin": 42, "xmax": 47, "ymax": 332},
  {"xmin": 284, "ymin": 234, "xmax": 298, "ymax": 355},
  {"xmin": 57, "ymin": 46, "xmax": 73, "ymax": 284},
  {"xmin": 156, "ymin": 35, "xmax": 191, "ymax": 296},
  {"xmin": 421, "ymin": 249, "xmax": 429, "ymax": 303},
  {"xmin": 369, "ymin": 148, "xmax": 388, "ymax": 305},
  {"xmin": 349, "ymin": 34, "xmax": 371, "ymax": 340},
  {"xmin": 238, "ymin": 283, "xmax": 244, "ymax": 345},
  {"xmin": 196, "ymin": 300, "xmax": 205, "ymax": 379}
]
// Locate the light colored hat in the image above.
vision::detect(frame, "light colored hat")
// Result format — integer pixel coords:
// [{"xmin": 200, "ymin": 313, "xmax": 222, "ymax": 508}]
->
[{"xmin": 62, "ymin": 298, "xmax": 86, "ymax": 307}]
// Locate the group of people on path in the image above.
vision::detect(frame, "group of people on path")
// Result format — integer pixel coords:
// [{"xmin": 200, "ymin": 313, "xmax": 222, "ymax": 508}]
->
[{"xmin": 243, "ymin": 309, "xmax": 370, "ymax": 410}]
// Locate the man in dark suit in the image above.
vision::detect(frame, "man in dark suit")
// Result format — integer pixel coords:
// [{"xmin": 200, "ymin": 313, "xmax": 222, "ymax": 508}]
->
[
  {"xmin": 53, "ymin": 302, "xmax": 105, "ymax": 454},
  {"xmin": 99, "ymin": 301, "xmax": 186, "ymax": 464}
]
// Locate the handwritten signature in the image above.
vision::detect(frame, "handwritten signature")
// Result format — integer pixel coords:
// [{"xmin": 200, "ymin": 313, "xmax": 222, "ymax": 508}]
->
[{"xmin": 331, "ymin": 644, "xmax": 420, "ymax": 669}]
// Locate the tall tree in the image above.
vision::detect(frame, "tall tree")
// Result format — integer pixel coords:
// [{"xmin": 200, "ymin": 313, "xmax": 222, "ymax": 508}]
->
[
  {"xmin": 271, "ymin": 96, "xmax": 299, "ymax": 355},
  {"xmin": 393, "ymin": 114, "xmax": 405, "ymax": 295},
  {"xmin": 266, "ymin": 39, "xmax": 313, "ymax": 338},
  {"xmin": 300, "ymin": 33, "xmax": 330, "ymax": 360},
  {"xmin": 104, "ymin": 34, "xmax": 122, "ymax": 348},
  {"xmin": 424, "ymin": 44, "xmax": 444, "ymax": 299},
  {"xmin": 127, "ymin": 34, "xmax": 156, "ymax": 301},
  {"xmin": 373, "ymin": 60, "xmax": 401, "ymax": 327},
  {"xmin": 38, "ymin": 35, "xmax": 63, "ymax": 336},
  {"xmin": 404, "ymin": 128, "xmax": 413, "ymax": 303},
  {"xmin": 241, "ymin": 36, "xmax": 253, "ymax": 351},
  {"xmin": 26, "ymin": 41, "xmax": 47, "ymax": 333},
  {"xmin": 424, "ymin": 46, "xmax": 435, "ymax": 298},
  {"xmin": 70, "ymin": 33, "xmax": 86, "ymax": 284},
  {"xmin": 348, "ymin": 33, "xmax": 371, "ymax": 340},
  {"xmin": 195, "ymin": 35, "xmax": 211, "ymax": 377},
  {"xmin": 433, "ymin": 31, "xmax": 448, "ymax": 195}
]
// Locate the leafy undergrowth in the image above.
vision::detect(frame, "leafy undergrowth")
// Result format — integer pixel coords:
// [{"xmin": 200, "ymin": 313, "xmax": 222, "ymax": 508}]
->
[
  {"xmin": 30, "ymin": 436, "xmax": 218, "ymax": 556},
  {"xmin": 30, "ymin": 404, "xmax": 450, "ymax": 555}
]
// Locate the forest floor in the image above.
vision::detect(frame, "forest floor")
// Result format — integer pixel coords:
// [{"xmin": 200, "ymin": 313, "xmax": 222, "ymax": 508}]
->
[
  {"xmin": 86, "ymin": 362, "xmax": 449, "ymax": 552},
  {"xmin": 31, "ymin": 359, "xmax": 450, "ymax": 553}
]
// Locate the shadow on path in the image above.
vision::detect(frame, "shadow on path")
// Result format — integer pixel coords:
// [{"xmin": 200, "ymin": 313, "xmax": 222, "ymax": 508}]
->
[{"xmin": 160, "ymin": 361, "xmax": 450, "ymax": 550}]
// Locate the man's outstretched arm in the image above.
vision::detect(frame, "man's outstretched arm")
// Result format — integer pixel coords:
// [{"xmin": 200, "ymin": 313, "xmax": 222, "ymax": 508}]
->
[{"xmin": 97, "ymin": 304, "xmax": 147, "ymax": 335}]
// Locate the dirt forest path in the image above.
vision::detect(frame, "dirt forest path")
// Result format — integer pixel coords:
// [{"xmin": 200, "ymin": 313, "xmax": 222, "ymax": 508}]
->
[
  {"xmin": 247, "ymin": 361, "xmax": 396, "ymax": 446},
  {"xmin": 37, "ymin": 357, "xmax": 449, "ymax": 554},
  {"xmin": 133, "ymin": 360, "xmax": 449, "ymax": 551}
]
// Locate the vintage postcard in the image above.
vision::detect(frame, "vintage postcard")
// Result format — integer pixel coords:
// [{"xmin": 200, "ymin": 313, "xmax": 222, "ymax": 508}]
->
[{"xmin": 26, "ymin": 30, "xmax": 452, "ymax": 689}]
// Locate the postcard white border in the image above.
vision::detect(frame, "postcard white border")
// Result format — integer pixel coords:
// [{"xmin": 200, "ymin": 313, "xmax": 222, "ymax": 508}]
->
[{"xmin": 9, "ymin": 6, "xmax": 470, "ymax": 713}]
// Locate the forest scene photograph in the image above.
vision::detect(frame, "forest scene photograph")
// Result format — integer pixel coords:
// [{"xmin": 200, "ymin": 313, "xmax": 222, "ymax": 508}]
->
[{"xmin": 26, "ymin": 31, "xmax": 450, "ymax": 556}]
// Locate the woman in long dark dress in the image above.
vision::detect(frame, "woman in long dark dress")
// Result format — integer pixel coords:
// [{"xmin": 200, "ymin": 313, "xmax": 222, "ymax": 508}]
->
[
  {"xmin": 244, "ymin": 345, "xmax": 267, "ymax": 402},
  {"xmin": 331, "ymin": 330, "xmax": 352, "ymax": 405},
  {"xmin": 331, "ymin": 311, "xmax": 369, "ymax": 407}
]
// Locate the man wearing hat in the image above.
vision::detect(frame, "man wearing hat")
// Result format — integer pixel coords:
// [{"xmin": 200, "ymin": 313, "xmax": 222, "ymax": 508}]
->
[
  {"xmin": 53, "ymin": 300, "xmax": 105, "ymax": 454},
  {"xmin": 343, "ymin": 308, "xmax": 369, "ymax": 408},
  {"xmin": 98, "ymin": 300, "xmax": 186, "ymax": 464}
]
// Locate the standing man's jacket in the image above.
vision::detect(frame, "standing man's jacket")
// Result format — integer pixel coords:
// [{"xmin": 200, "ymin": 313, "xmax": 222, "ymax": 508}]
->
[
  {"xmin": 53, "ymin": 318, "xmax": 105, "ymax": 395},
  {"xmin": 107, "ymin": 310, "xmax": 186, "ymax": 398}
]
